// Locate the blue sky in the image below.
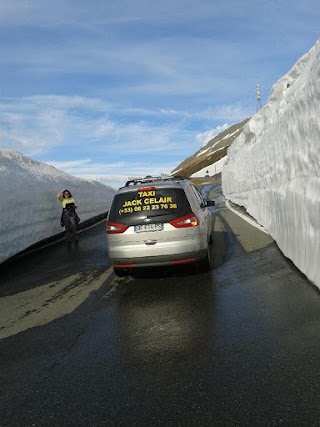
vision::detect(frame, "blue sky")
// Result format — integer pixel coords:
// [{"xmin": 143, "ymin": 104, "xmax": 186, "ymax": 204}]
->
[{"xmin": 0, "ymin": 0, "xmax": 319, "ymax": 188}]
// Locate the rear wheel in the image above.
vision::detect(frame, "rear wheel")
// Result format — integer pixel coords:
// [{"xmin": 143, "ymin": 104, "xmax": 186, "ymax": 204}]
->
[
  {"xmin": 198, "ymin": 242, "xmax": 212, "ymax": 273},
  {"xmin": 114, "ymin": 267, "xmax": 129, "ymax": 277}
]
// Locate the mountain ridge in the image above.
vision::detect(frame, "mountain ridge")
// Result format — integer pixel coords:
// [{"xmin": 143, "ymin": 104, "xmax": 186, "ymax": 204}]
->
[{"xmin": 171, "ymin": 118, "xmax": 250, "ymax": 178}]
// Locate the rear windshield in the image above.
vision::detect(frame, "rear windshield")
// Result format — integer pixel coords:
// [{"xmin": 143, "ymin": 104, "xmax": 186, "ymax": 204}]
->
[{"xmin": 108, "ymin": 187, "xmax": 192, "ymax": 225}]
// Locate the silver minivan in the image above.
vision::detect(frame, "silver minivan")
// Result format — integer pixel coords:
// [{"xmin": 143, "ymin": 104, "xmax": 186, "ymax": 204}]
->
[{"xmin": 106, "ymin": 176, "xmax": 215, "ymax": 276}]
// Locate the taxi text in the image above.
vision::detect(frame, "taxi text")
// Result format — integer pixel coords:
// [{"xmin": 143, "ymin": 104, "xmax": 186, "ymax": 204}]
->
[{"xmin": 123, "ymin": 197, "xmax": 173, "ymax": 207}]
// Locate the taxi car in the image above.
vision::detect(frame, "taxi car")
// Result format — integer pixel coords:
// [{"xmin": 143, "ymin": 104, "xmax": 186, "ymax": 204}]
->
[{"xmin": 106, "ymin": 175, "xmax": 215, "ymax": 276}]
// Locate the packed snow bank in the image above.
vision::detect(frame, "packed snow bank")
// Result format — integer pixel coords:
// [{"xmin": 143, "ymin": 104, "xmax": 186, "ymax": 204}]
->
[
  {"xmin": 191, "ymin": 155, "xmax": 226, "ymax": 178},
  {"xmin": 222, "ymin": 40, "xmax": 320, "ymax": 289},
  {"xmin": 0, "ymin": 150, "xmax": 115, "ymax": 263}
]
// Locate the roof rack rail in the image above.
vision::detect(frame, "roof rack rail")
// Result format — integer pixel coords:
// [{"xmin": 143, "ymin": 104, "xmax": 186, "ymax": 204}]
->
[{"xmin": 124, "ymin": 175, "xmax": 187, "ymax": 187}]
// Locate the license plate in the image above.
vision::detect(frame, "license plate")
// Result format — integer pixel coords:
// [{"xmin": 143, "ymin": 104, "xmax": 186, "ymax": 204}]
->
[{"xmin": 134, "ymin": 223, "xmax": 164, "ymax": 233}]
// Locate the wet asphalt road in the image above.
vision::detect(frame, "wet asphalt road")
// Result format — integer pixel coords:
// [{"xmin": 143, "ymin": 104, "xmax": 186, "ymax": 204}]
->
[{"xmin": 1, "ymin": 185, "xmax": 320, "ymax": 426}]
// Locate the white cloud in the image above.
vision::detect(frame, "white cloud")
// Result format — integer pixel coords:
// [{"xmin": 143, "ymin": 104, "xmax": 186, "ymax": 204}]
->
[
  {"xmin": 195, "ymin": 124, "xmax": 230, "ymax": 147},
  {"xmin": 46, "ymin": 158, "xmax": 176, "ymax": 190},
  {"xmin": 1, "ymin": 96, "xmax": 250, "ymax": 159}
]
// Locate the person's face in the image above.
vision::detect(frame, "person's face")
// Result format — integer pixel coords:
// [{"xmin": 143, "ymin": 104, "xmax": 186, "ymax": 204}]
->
[{"xmin": 63, "ymin": 191, "xmax": 70, "ymax": 198}]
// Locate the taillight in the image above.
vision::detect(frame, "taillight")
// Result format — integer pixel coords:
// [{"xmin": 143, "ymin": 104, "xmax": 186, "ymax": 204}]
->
[
  {"xmin": 170, "ymin": 213, "xmax": 199, "ymax": 228},
  {"xmin": 138, "ymin": 186, "xmax": 155, "ymax": 192},
  {"xmin": 106, "ymin": 221, "xmax": 128, "ymax": 234}
]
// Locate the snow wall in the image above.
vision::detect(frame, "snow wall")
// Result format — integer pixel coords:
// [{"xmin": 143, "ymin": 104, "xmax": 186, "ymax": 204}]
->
[
  {"xmin": 0, "ymin": 150, "xmax": 115, "ymax": 264},
  {"xmin": 222, "ymin": 40, "xmax": 320, "ymax": 289}
]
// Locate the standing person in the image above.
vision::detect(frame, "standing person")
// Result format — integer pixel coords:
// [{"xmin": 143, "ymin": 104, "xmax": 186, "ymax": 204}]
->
[{"xmin": 57, "ymin": 189, "xmax": 79, "ymax": 242}]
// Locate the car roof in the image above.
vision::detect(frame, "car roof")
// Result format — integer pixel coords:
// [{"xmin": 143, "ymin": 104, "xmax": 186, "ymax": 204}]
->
[{"xmin": 116, "ymin": 175, "xmax": 190, "ymax": 194}]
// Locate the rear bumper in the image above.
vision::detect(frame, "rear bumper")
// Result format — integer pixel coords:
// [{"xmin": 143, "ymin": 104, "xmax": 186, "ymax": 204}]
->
[{"xmin": 111, "ymin": 249, "xmax": 207, "ymax": 268}]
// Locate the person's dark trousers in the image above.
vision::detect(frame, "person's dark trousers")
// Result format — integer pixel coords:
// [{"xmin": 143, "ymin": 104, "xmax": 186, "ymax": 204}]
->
[{"xmin": 63, "ymin": 211, "xmax": 78, "ymax": 241}]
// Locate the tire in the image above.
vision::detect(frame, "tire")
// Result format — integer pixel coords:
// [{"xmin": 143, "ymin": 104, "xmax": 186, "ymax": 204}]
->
[
  {"xmin": 114, "ymin": 267, "xmax": 128, "ymax": 278},
  {"xmin": 198, "ymin": 244, "xmax": 212, "ymax": 273}
]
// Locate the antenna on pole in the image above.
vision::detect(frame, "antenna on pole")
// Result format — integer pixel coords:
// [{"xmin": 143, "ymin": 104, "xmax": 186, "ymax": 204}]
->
[{"xmin": 256, "ymin": 82, "xmax": 262, "ymax": 112}]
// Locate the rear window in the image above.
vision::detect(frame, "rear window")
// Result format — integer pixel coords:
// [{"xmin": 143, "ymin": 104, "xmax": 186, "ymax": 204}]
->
[{"xmin": 108, "ymin": 187, "xmax": 192, "ymax": 225}]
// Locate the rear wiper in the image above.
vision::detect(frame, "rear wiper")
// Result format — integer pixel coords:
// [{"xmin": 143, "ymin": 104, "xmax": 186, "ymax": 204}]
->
[{"xmin": 146, "ymin": 213, "xmax": 172, "ymax": 218}]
